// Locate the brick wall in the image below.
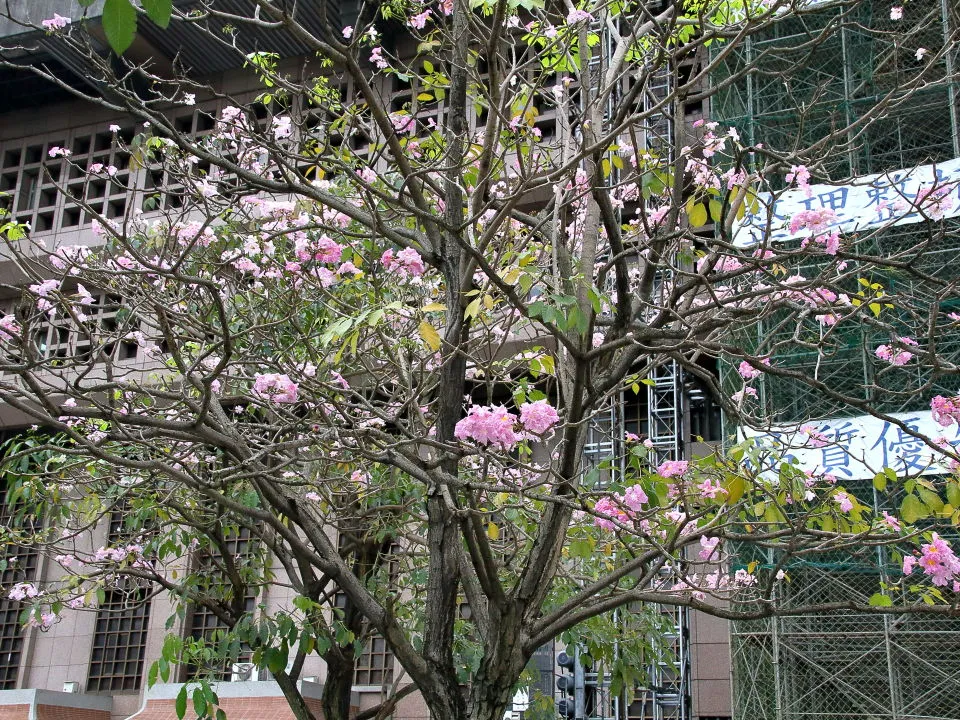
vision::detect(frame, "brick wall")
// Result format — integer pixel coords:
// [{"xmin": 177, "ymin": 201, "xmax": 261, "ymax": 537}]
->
[
  {"xmin": 35, "ymin": 705, "xmax": 111, "ymax": 720},
  {"xmin": 0, "ymin": 705, "xmax": 29, "ymax": 720},
  {"xmin": 132, "ymin": 697, "xmax": 327, "ymax": 720}
]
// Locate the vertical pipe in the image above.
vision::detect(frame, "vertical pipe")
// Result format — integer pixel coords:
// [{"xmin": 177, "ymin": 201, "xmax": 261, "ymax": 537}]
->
[{"xmin": 942, "ymin": 0, "xmax": 960, "ymax": 157}]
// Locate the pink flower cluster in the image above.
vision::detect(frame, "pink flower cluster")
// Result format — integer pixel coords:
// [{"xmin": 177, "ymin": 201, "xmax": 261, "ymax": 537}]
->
[
  {"xmin": 253, "ymin": 373, "xmax": 299, "ymax": 404},
  {"xmin": 789, "ymin": 207, "xmax": 837, "ymax": 236},
  {"xmin": 389, "ymin": 112, "xmax": 416, "ymax": 135},
  {"xmin": 455, "ymin": 405, "xmax": 519, "ymax": 449},
  {"xmin": 657, "ymin": 460, "xmax": 689, "ymax": 478},
  {"xmin": 800, "ymin": 424, "xmax": 829, "ymax": 448},
  {"xmin": 875, "ymin": 337, "xmax": 917, "ymax": 366},
  {"xmin": 932, "ymin": 395, "xmax": 960, "ymax": 427},
  {"xmin": 381, "ymin": 248, "xmax": 425, "ymax": 278},
  {"xmin": 833, "ymin": 491, "xmax": 853, "ymax": 512},
  {"xmin": 903, "ymin": 533, "xmax": 960, "ymax": 587},
  {"xmin": 594, "ymin": 485, "xmax": 649, "ymax": 530},
  {"xmin": 8, "ymin": 583, "xmax": 40, "ymax": 601},
  {"xmin": 785, "ymin": 164, "xmax": 812, "ymax": 198},
  {"xmin": 916, "ymin": 185, "xmax": 955, "ymax": 220},
  {"xmin": 295, "ymin": 235, "xmax": 343, "ymax": 264},
  {"xmin": 519, "ymin": 400, "xmax": 560, "ymax": 435},
  {"xmin": 455, "ymin": 400, "xmax": 561, "ymax": 448},
  {"xmin": 41, "ymin": 14, "xmax": 71, "ymax": 30},
  {"xmin": 699, "ymin": 536, "xmax": 720, "ymax": 561}
]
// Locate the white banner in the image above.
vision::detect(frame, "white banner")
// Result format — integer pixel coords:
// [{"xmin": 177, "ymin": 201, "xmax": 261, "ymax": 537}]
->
[
  {"xmin": 733, "ymin": 157, "xmax": 960, "ymax": 246},
  {"xmin": 740, "ymin": 412, "xmax": 960, "ymax": 481}
]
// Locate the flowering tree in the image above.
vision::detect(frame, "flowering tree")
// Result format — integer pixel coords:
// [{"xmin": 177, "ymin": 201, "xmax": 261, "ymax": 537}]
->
[{"xmin": 1, "ymin": 1, "xmax": 960, "ymax": 720}]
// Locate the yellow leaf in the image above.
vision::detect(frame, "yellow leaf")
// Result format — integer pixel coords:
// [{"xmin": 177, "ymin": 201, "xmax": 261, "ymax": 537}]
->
[
  {"xmin": 689, "ymin": 202, "xmax": 708, "ymax": 228},
  {"xmin": 747, "ymin": 561, "xmax": 758, "ymax": 574},
  {"xmin": 502, "ymin": 267, "xmax": 521, "ymax": 284},
  {"xmin": 483, "ymin": 294, "xmax": 494, "ymax": 310},
  {"xmin": 724, "ymin": 475, "xmax": 746, "ymax": 505},
  {"xmin": 465, "ymin": 297, "xmax": 482, "ymax": 319},
  {"xmin": 422, "ymin": 302, "xmax": 447, "ymax": 312},
  {"xmin": 419, "ymin": 320, "xmax": 441, "ymax": 351},
  {"xmin": 487, "ymin": 522, "xmax": 500, "ymax": 540}
]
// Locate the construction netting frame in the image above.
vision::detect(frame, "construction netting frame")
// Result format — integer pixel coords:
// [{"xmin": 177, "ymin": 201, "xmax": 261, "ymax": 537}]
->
[{"xmin": 711, "ymin": 1, "xmax": 960, "ymax": 718}]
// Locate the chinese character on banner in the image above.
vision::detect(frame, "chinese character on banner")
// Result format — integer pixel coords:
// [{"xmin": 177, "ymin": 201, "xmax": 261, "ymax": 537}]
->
[
  {"xmin": 870, "ymin": 417, "xmax": 932, "ymax": 473},
  {"xmin": 816, "ymin": 421, "xmax": 861, "ymax": 477}
]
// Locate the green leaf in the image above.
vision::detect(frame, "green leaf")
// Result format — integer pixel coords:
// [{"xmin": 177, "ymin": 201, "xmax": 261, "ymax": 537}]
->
[
  {"xmin": 193, "ymin": 690, "xmax": 207, "ymax": 717},
  {"xmin": 266, "ymin": 646, "xmax": 288, "ymax": 674},
  {"xmin": 918, "ymin": 487, "xmax": 944, "ymax": 513},
  {"xmin": 689, "ymin": 202, "xmax": 708, "ymax": 228},
  {"xmin": 141, "ymin": 0, "xmax": 172, "ymax": 28},
  {"xmin": 873, "ymin": 471, "xmax": 887, "ymax": 492},
  {"xmin": 901, "ymin": 494, "xmax": 926, "ymax": 524},
  {"xmin": 708, "ymin": 199, "xmax": 723, "ymax": 222},
  {"xmin": 175, "ymin": 686, "xmax": 187, "ymax": 720},
  {"xmin": 102, "ymin": 0, "xmax": 138, "ymax": 55},
  {"xmin": 868, "ymin": 592, "xmax": 893, "ymax": 607},
  {"xmin": 947, "ymin": 481, "xmax": 960, "ymax": 508}
]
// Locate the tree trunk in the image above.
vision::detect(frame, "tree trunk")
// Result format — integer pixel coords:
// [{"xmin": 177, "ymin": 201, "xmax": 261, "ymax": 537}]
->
[{"xmin": 321, "ymin": 647, "xmax": 356, "ymax": 720}]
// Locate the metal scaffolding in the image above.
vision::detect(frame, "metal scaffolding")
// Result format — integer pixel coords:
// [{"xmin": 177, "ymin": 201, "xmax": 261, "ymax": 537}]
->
[{"xmin": 712, "ymin": 2, "xmax": 960, "ymax": 718}]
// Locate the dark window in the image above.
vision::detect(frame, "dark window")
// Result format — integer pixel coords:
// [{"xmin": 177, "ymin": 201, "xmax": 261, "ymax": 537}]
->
[
  {"xmin": 86, "ymin": 587, "xmax": 151, "ymax": 692},
  {"xmin": 183, "ymin": 524, "xmax": 260, "ymax": 681},
  {"xmin": 0, "ymin": 449, "xmax": 42, "ymax": 689},
  {"xmin": 353, "ymin": 635, "xmax": 394, "ymax": 686},
  {"xmin": 87, "ymin": 508, "xmax": 152, "ymax": 693}
]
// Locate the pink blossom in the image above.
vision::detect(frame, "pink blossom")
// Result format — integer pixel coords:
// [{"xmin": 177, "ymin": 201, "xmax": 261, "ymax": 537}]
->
[
  {"xmin": 932, "ymin": 395, "xmax": 960, "ymax": 427},
  {"xmin": 593, "ymin": 496, "xmax": 628, "ymax": 530},
  {"xmin": 342, "ymin": 26, "xmax": 353, "ymax": 38},
  {"xmin": 881, "ymin": 511, "xmax": 902, "ymax": 531},
  {"xmin": 785, "ymin": 164, "xmax": 812, "ymax": 198},
  {"xmin": 409, "ymin": 9, "xmax": 432, "ymax": 29},
  {"xmin": 876, "ymin": 337, "xmax": 917, "ymax": 366},
  {"xmin": 369, "ymin": 46, "xmax": 388, "ymax": 70},
  {"xmin": 833, "ymin": 491, "xmax": 853, "ymax": 513},
  {"xmin": 566, "ymin": 9, "xmax": 592, "ymax": 23},
  {"xmin": 890, "ymin": 6, "xmax": 903, "ymax": 20},
  {"xmin": 730, "ymin": 387, "xmax": 758, "ymax": 403},
  {"xmin": 389, "ymin": 112, "xmax": 416, "ymax": 135},
  {"xmin": 698, "ymin": 536, "xmax": 720, "ymax": 561},
  {"xmin": 698, "ymin": 478, "xmax": 727, "ymax": 499},
  {"xmin": 800, "ymin": 425, "xmax": 829, "ymax": 448},
  {"xmin": 657, "ymin": 460, "xmax": 689, "ymax": 478},
  {"xmin": 454, "ymin": 404, "xmax": 519, "ymax": 449},
  {"xmin": 30, "ymin": 279, "xmax": 58, "ymax": 298},
  {"xmin": 440, "ymin": 0, "xmax": 453, "ymax": 15},
  {"xmin": 916, "ymin": 185, "xmax": 954, "ymax": 220},
  {"xmin": 0, "ymin": 315, "xmax": 20, "ymax": 339},
  {"xmin": 738, "ymin": 359, "xmax": 769, "ymax": 379},
  {"xmin": 381, "ymin": 247, "xmax": 426, "ymax": 278},
  {"xmin": 625, "ymin": 432, "xmax": 640, "ymax": 443},
  {"xmin": 903, "ymin": 555, "xmax": 917, "ymax": 574},
  {"xmin": 916, "ymin": 47, "xmax": 928, "ymax": 61},
  {"xmin": 305, "ymin": 491, "xmax": 321, "ymax": 501},
  {"xmin": 519, "ymin": 400, "xmax": 559, "ymax": 435},
  {"xmin": 918, "ymin": 533, "xmax": 960, "ymax": 586},
  {"xmin": 8, "ymin": 583, "xmax": 40, "ymax": 601},
  {"xmin": 789, "ymin": 207, "xmax": 838, "ymax": 236},
  {"xmin": 253, "ymin": 373, "xmax": 299, "ymax": 404},
  {"xmin": 41, "ymin": 14, "xmax": 71, "ymax": 31},
  {"xmin": 622, "ymin": 484, "xmax": 648, "ymax": 511}
]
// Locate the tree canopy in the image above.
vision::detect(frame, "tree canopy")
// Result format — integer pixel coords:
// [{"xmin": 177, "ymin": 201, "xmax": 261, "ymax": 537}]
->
[{"xmin": 0, "ymin": 1, "xmax": 959, "ymax": 719}]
